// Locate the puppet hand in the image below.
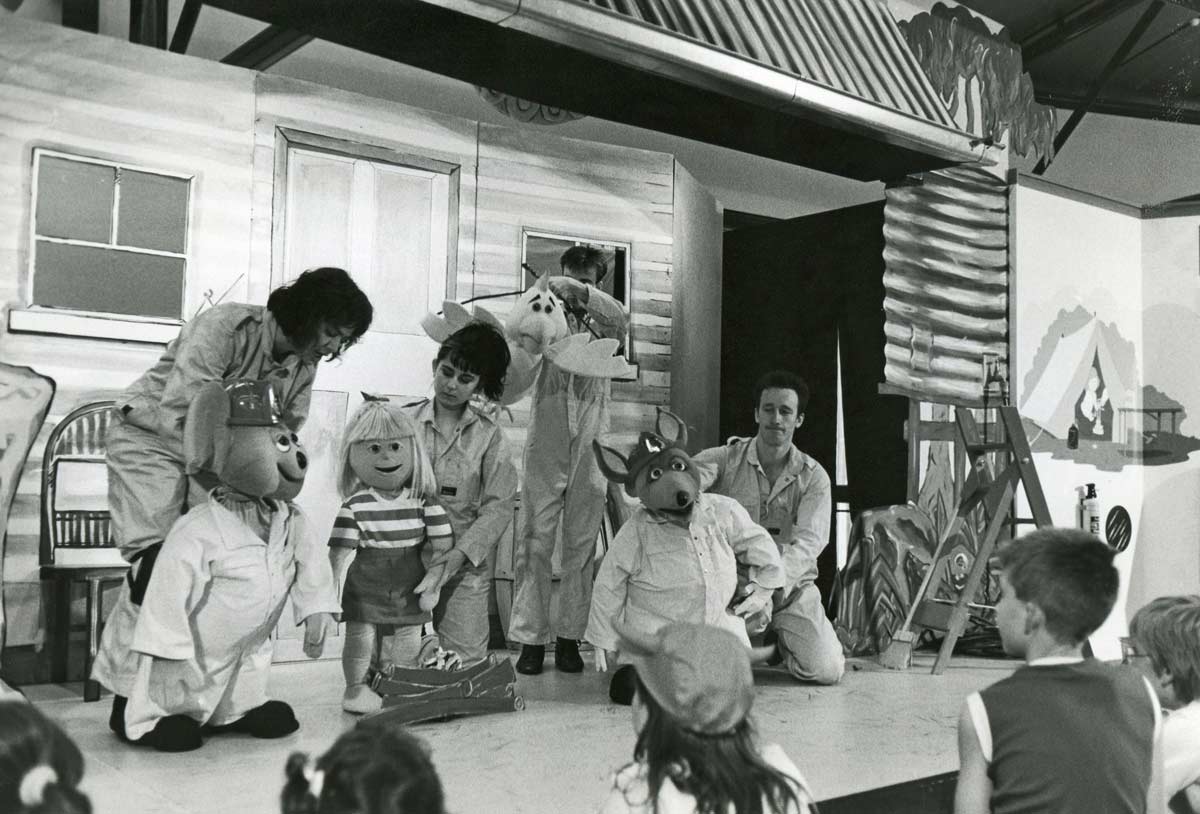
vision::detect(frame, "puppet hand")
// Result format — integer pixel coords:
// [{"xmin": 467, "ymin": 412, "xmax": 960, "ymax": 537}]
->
[
  {"xmin": 152, "ymin": 658, "xmax": 206, "ymax": 708},
  {"xmin": 427, "ymin": 548, "xmax": 468, "ymax": 588},
  {"xmin": 732, "ymin": 583, "xmax": 774, "ymax": 619},
  {"xmin": 594, "ymin": 648, "xmax": 617, "ymax": 673},
  {"xmin": 303, "ymin": 613, "xmax": 334, "ymax": 659},
  {"xmin": 548, "ymin": 275, "xmax": 588, "ymax": 309}
]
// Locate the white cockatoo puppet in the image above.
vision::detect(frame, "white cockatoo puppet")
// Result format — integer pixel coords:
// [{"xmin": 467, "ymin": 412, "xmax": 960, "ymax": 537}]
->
[{"xmin": 421, "ymin": 274, "xmax": 633, "ymax": 405}]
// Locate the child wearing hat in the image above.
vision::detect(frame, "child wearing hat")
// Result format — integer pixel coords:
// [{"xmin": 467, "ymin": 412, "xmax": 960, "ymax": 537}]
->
[{"xmin": 599, "ymin": 620, "xmax": 814, "ymax": 814}]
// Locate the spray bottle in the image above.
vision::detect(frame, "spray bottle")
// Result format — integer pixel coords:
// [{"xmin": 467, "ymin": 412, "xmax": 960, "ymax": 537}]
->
[{"xmin": 1080, "ymin": 483, "xmax": 1101, "ymax": 537}]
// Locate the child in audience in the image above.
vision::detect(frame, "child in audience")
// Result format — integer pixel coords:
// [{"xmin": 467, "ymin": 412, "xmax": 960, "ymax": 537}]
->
[
  {"xmin": 600, "ymin": 620, "xmax": 814, "ymax": 814},
  {"xmin": 0, "ymin": 700, "xmax": 92, "ymax": 814},
  {"xmin": 1131, "ymin": 595, "xmax": 1200, "ymax": 813},
  {"xmin": 281, "ymin": 719, "xmax": 445, "ymax": 814},
  {"xmin": 954, "ymin": 528, "xmax": 1164, "ymax": 814}
]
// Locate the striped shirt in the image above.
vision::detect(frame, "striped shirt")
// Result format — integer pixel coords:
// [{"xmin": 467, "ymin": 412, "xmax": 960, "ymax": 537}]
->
[{"xmin": 329, "ymin": 488, "xmax": 453, "ymax": 550}]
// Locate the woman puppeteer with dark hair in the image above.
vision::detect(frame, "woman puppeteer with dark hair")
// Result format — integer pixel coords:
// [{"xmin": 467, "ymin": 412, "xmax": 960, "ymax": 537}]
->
[{"xmin": 93, "ymin": 268, "xmax": 373, "ymax": 731}]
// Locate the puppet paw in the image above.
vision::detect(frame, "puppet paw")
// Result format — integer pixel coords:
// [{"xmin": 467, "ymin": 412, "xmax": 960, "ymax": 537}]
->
[
  {"xmin": 147, "ymin": 715, "xmax": 203, "ymax": 752},
  {"xmin": 609, "ymin": 664, "xmax": 637, "ymax": 706},
  {"xmin": 421, "ymin": 647, "xmax": 463, "ymax": 672},
  {"xmin": 220, "ymin": 701, "xmax": 299, "ymax": 738},
  {"xmin": 417, "ymin": 589, "xmax": 441, "ymax": 613},
  {"xmin": 342, "ymin": 684, "xmax": 383, "ymax": 715}
]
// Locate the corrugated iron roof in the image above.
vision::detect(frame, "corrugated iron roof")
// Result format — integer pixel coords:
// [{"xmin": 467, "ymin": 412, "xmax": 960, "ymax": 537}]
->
[
  {"xmin": 580, "ymin": 0, "xmax": 958, "ymax": 128},
  {"xmin": 202, "ymin": 0, "xmax": 987, "ymax": 177}
]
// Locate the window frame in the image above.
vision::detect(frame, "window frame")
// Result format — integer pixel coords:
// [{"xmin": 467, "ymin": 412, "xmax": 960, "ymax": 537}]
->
[
  {"xmin": 270, "ymin": 127, "xmax": 460, "ymax": 312},
  {"xmin": 12, "ymin": 148, "xmax": 194, "ymax": 343},
  {"xmin": 519, "ymin": 228, "xmax": 638, "ymax": 376}
]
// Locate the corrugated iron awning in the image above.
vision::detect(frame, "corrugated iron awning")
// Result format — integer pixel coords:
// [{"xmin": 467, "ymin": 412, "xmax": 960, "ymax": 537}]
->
[
  {"xmin": 580, "ymin": 0, "xmax": 959, "ymax": 129},
  {"xmin": 204, "ymin": 0, "xmax": 989, "ymax": 180}
]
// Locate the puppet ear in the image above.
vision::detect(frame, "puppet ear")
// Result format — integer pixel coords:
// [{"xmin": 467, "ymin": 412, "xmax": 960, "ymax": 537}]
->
[
  {"xmin": 184, "ymin": 382, "xmax": 232, "ymax": 476},
  {"xmin": 472, "ymin": 305, "xmax": 505, "ymax": 333},
  {"xmin": 592, "ymin": 440, "xmax": 631, "ymax": 485},
  {"xmin": 534, "ymin": 273, "xmax": 551, "ymax": 292},
  {"xmin": 655, "ymin": 408, "xmax": 688, "ymax": 450}
]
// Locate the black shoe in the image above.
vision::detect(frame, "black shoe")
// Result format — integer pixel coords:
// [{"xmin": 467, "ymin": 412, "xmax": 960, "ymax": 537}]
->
[
  {"xmin": 206, "ymin": 700, "xmax": 299, "ymax": 739},
  {"xmin": 109, "ymin": 695, "xmax": 129, "ymax": 741},
  {"xmin": 146, "ymin": 715, "xmax": 203, "ymax": 753},
  {"xmin": 516, "ymin": 644, "xmax": 545, "ymax": 675},
  {"xmin": 609, "ymin": 665, "xmax": 637, "ymax": 705},
  {"xmin": 554, "ymin": 637, "xmax": 583, "ymax": 673}
]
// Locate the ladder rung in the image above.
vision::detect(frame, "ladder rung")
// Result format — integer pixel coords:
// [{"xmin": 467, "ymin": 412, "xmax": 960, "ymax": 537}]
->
[
  {"xmin": 966, "ymin": 443, "xmax": 1010, "ymax": 454},
  {"xmin": 928, "ymin": 597, "xmax": 995, "ymax": 612},
  {"xmin": 1006, "ymin": 517, "xmax": 1039, "ymax": 526}
]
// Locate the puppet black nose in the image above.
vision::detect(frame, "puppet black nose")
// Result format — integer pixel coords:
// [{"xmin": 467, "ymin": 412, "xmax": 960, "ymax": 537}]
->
[
  {"xmin": 675, "ymin": 491, "xmax": 692, "ymax": 507},
  {"xmin": 296, "ymin": 451, "xmax": 308, "ymax": 470}
]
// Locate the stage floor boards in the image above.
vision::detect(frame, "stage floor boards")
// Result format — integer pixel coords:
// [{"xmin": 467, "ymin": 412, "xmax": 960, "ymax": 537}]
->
[{"xmin": 24, "ymin": 652, "xmax": 1017, "ymax": 814}]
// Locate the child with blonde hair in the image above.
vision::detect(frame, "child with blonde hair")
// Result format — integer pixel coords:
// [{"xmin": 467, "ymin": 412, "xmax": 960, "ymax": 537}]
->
[
  {"xmin": 1131, "ymin": 595, "xmax": 1200, "ymax": 813},
  {"xmin": 600, "ymin": 620, "xmax": 814, "ymax": 814},
  {"xmin": 331, "ymin": 396, "xmax": 454, "ymax": 714}
]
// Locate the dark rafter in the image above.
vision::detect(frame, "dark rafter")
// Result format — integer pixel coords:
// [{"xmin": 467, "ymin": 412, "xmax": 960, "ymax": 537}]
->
[
  {"xmin": 1019, "ymin": 0, "xmax": 1145, "ymax": 62},
  {"xmin": 129, "ymin": 0, "xmax": 168, "ymax": 48},
  {"xmin": 170, "ymin": 0, "xmax": 205, "ymax": 53},
  {"xmin": 1035, "ymin": 89, "xmax": 1200, "ymax": 123},
  {"xmin": 220, "ymin": 25, "xmax": 313, "ymax": 70},
  {"xmin": 1034, "ymin": 0, "xmax": 1165, "ymax": 173}
]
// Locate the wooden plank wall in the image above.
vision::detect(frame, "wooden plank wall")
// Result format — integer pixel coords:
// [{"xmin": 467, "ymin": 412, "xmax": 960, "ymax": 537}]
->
[
  {"xmin": 475, "ymin": 123, "xmax": 674, "ymax": 453},
  {"xmin": 0, "ymin": 18, "xmax": 677, "ymax": 653},
  {"xmin": 0, "ymin": 19, "xmax": 256, "ymax": 650}
]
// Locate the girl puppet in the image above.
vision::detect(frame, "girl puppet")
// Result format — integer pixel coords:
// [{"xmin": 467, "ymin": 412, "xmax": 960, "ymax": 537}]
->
[
  {"xmin": 408, "ymin": 322, "xmax": 517, "ymax": 665},
  {"xmin": 330, "ymin": 397, "xmax": 454, "ymax": 714}
]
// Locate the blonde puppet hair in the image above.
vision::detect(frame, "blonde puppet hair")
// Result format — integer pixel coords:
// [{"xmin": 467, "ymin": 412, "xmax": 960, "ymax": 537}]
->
[{"xmin": 337, "ymin": 397, "xmax": 438, "ymax": 501}]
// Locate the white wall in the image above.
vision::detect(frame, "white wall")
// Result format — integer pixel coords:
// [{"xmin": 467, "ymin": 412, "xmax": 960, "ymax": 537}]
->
[
  {"xmin": 1135, "ymin": 211, "xmax": 1200, "ymax": 609},
  {"xmin": 1012, "ymin": 180, "xmax": 1145, "ymax": 655}
]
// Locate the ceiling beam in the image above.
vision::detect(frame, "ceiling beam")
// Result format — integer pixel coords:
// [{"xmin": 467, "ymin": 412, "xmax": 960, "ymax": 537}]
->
[
  {"xmin": 1034, "ymin": 1, "xmax": 1165, "ymax": 173},
  {"xmin": 1035, "ymin": 89, "xmax": 1200, "ymax": 123},
  {"xmin": 169, "ymin": 0, "xmax": 205, "ymax": 53},
  {"xmin": 1020, "ymin": 0, "xmax": 1146, "ymax": 62},
  {"xmin": 220, "ymin": 25, "xmax": 313, "ymax": 70}
]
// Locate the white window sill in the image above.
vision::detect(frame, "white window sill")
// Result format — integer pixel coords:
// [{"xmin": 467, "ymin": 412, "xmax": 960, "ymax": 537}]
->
[{"xmin": 7, "ymin": 308, "xmax": 181, "ymax": 344}]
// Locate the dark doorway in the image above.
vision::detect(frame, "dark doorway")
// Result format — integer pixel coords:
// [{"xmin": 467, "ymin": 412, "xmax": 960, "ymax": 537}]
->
[{"xmin": 719, "ymin": 202, "xmax": 909, "ymax": 608}]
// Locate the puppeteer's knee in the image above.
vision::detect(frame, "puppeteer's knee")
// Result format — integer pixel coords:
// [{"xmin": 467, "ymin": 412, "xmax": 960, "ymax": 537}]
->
[{"xmin": 782, "ymin": 640, "xmax": 845, "ymax": 686}]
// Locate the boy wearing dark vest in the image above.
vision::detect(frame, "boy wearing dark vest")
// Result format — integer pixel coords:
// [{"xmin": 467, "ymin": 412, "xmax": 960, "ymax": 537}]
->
[{"xmin": 954, "ymin": 528, "xmax": 1165, "ymax": 814}]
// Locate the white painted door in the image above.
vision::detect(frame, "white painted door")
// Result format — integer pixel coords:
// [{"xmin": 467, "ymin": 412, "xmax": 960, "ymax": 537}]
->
[{"xmin": 272, "ymin": 144, "xmax": 453, "ymax": 661}]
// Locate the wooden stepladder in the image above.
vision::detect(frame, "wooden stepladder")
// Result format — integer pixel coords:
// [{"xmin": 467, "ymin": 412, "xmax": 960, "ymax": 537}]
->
[{"xmin": 879, "ymin": 405, "xmax": 1053, "ymax": 674}]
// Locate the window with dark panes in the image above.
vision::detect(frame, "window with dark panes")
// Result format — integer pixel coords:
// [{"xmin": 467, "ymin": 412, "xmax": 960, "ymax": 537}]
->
[{"xmin": 30, "ymin": 150, "xmax": 191, "ymax": 320}]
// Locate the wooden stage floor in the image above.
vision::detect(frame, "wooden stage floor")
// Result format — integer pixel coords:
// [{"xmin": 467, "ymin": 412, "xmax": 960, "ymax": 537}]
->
[{"xmin": 24, "ymin": 651, "xmax": 1017, "ymax": 814}]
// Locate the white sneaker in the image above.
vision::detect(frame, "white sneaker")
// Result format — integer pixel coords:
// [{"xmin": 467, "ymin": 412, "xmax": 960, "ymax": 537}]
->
[{"xmin": 341, "ymin": 684, "xmax": 383, "ymax": 715}]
